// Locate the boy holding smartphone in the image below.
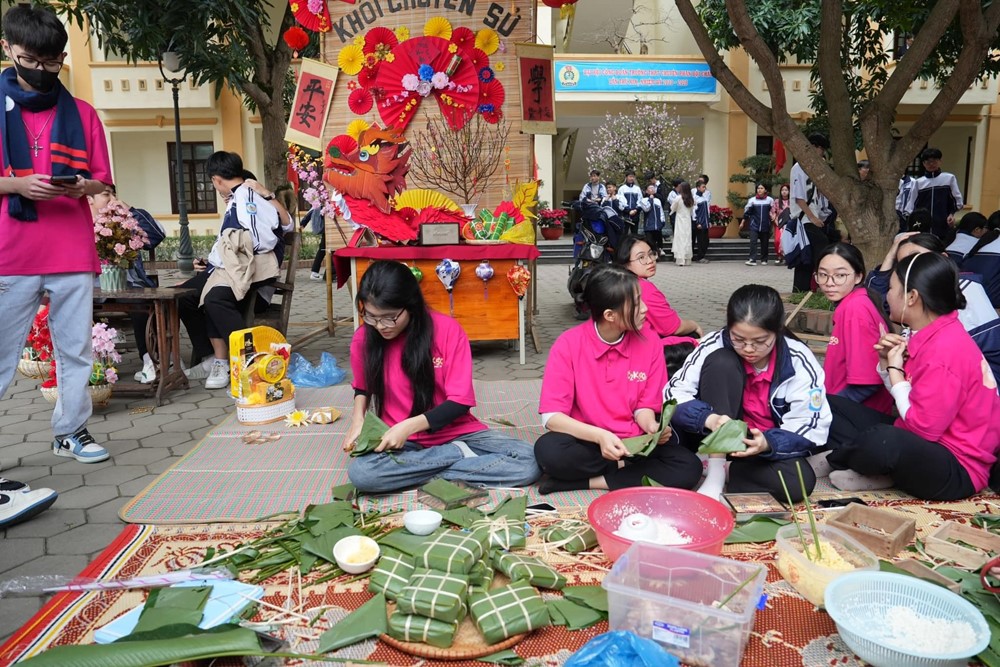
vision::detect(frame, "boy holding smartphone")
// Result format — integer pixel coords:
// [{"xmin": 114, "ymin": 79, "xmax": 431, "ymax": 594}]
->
[{"xmin": 0, "ymin": 6, "xmax": 113, "ymax": 528}]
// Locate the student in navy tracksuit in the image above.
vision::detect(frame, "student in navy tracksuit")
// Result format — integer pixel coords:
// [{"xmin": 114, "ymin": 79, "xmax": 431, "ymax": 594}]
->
[
  {"xmin": 961, "ymin": 231, "xmax": 1000, "ymax": 308},
  {"xmin": 639, "ymin": 184, "xmax": 666, "ymax": 257},
  {"xmin": 903, "ymin": 148, "xmax": 963, "ymax": 241},
  {"xmin": 617, "ymin": 171, "xmax": 644, "ymax": 237},
  {"xmin": 692, "ymin": 180, "xmax": 711, "ymax": 263},
  {"xmin": 744, "ymin": 184, "xmax": 774, "ymax": 266},
  {"xmin": 946, "ymin": 213, "xmax": 989, "ymax": 263}
]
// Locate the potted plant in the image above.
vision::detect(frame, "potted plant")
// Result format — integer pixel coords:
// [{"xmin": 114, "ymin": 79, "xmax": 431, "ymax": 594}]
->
[
  {"xmin": 18, "ymin": 307, "xmax": 54, "ymax": 379},
  {"xmin": 537, "ymin": 205, "xmax": 569, "ymax": 240},
  {"xmin": 36, "ymin": 309, "xmax": 120, "ymax": 407},
  {"xmin": 94, "ymin": 200, "xmax": 149, "ymax": 291},
  {"xmin": 708, "ymin": 205, "xmax": 734, "ymax": 239}
]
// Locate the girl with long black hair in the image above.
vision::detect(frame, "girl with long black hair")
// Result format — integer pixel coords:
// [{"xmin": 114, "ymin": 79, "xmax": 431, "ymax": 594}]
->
[
  {"xmin": 827, "ymin": 252, "xmax": 1000, "ymax": 499},
  {"xmin": 667, "ymin": 285, "xmax": 831, "ymax": 502},
  {"xmin": 343, "ymin": 261, "xmax": 539, "ymax": 493}
]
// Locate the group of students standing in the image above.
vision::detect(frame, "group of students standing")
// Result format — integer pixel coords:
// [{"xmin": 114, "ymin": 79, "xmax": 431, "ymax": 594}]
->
[
  {"xmin": 344, "ymin": 234, "xmax": 1000, "ymax": 503},
  {"xmin": 580, "ymin": 170, "xmax": 713, "ymax": 266}
]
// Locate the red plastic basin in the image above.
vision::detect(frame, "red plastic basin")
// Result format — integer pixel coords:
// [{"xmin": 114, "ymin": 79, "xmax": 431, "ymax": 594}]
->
[{"xmin": 587, "ymin": 487, "xmax": 735, "ymax": 561}]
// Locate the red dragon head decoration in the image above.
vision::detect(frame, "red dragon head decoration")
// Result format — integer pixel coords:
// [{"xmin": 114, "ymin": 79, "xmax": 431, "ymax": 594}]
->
[{"xmin": 322, "ymin": 124, "xmax": 410, "ymax": 214}]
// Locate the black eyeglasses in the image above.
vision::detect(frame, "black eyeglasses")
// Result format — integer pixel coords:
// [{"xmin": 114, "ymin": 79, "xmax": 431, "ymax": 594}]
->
[
  {"xmin": 10, "ymin": 50, "xmax": 64, "ymax": 73},
  {"xmin": 361, "ymin": 308, "xmax": 405, "ymax": 328}
]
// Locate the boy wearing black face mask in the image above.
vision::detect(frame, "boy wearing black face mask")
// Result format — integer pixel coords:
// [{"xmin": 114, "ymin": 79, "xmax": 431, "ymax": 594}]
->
[{"xmin": 0, "ymin": 5, "xmax": 114, "ymax": 529}]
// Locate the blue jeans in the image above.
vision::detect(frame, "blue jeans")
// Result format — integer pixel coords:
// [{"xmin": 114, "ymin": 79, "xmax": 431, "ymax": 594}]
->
[
  {"xmin": 0, "ymin": 273, "xmax": 94, "ymax": 437},
  {"xmin": 347, "ymin": 428, "xmax": 541, "ymax": 494}
]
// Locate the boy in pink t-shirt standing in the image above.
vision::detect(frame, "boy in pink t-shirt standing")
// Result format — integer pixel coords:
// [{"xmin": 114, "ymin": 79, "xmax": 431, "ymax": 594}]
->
[{"xmin": 0, "ymin": 6, "xmax": 113, "ymax": 529}]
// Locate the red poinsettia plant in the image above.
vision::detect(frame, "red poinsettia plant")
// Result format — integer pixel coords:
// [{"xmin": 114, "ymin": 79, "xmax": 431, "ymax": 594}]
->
[
  {"xmin": 23, "ymin": 306, "xmax": 53, "ymax": 362},
  {"xmin": 537, "ymin": 206, "xmax": 569, "ymax": 228}
]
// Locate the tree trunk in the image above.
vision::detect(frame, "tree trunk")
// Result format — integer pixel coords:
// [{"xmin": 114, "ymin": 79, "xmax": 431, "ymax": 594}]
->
[
  {"xmin": 260, "ymin": 101, "xmax": 289, "ymax": 192},
  {"xmin": 836, "ymin": 181, "xmax": 899, "ymax": 267}
]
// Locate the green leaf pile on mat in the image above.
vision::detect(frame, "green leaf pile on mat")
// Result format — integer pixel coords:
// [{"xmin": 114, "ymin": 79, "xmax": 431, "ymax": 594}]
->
[{"xmin": 725, "ymin": 516, "xmax": 790, "ymax": 544}]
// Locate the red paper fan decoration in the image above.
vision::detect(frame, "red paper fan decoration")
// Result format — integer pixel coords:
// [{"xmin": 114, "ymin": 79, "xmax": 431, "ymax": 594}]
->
[
  {"xmin": 468, "ymin": 48, "xmax": 490, "ymax": 72},
  {"xmin": 283, "ymin": 27, "xmax": 310, "ymax": 54},
  {"xmin": 411, "ymin": 206, "xmax": 469, "ymax": 227},
  {"xmin": 348, "ymin": 88, "xmax": 374, "ymax": 114},
  {"xmin": 290, "ymin": 0, "xmax": 331, "ymax": 32},
  {"xmin": 357, "ymin": 66, "xmax": 379, "ymax": 89},
  {"xmin": 346, "ymin": 195, "xmax": 417, "ymax": 243},
  {"xmin": 364, "ymin": 26, "xmax": 398, "ymax": 54},
  {"xmin": 450, "ymin": 27, "xmax": 476, "ymax": 54},
  {"xmin": 482, "ymin": 109, "xmax": 503, "ymax": 124},
  {"xmin": 325, "ymin": 135, "xmax": 359, "ymax": 165},
  {"xmin": 374, "ymin": 36, "xmax": 480, "ymax": 131},
  {"xmin": 478, "ymin": 79, "xmax": 505, "ymax": 110},
  {"xmin": 396, "ymin": 207, "xmax": 418, "ymax": 225}
]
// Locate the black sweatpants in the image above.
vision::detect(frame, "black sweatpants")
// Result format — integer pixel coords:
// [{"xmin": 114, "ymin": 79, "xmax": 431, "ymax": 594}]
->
[
  {"xmin": 692, "ymin": 223, "xmax": 710, "ymax": 261},
  {"xmin": 534, "ymin": 431, "xmax": 702, "ymax": 491},
  {"xmin": 178, "ymin": 270, "xmax": 271, "ymax": 361},
  {"xmin": 826, "ymin": 395, "xmax": 975, "ymax": 501},
  {"xmin": 792, "ymin": 221, "xmax": 831, "ymax": 292},
  {"xmin": 644, "ymin": 229, "xmax": 663, "ymax": 256},
  {"xmin": 676, "ymin": 346, "xmax": 817, "ymax": 502}
]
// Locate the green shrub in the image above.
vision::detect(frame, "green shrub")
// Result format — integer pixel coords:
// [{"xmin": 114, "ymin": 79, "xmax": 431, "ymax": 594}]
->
[
  {"xmin": 155, "ymin": 234, "xmax": 321, "ymax": 261},
  {"xmin": 786, "ymin": 291, "xmax": 835, "ymax": 311}
]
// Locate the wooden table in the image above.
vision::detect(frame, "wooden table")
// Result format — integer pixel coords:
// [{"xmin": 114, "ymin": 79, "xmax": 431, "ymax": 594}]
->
[
  {"xmin": 334, "ymin": 244, "xmax": 541, "ymax": 364},
  {"xmin": 93, "ymin": 287, "xmax": 194, "ymax": 406}
]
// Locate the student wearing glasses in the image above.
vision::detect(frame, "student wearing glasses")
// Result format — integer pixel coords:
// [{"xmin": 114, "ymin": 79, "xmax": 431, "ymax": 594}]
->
[
  {"xmin": 614, "ymin": 235, "xmax": 703, "ymax": 346},
  {"xmin": 343, "ymin": 261, "xmax": 540, "ymax": 494},
  {"xmin": 667, "ymin": 285, "xmax": 831, "ymax": 502},
  {"xmin": 815, "ymin": 243, "xmax": 894, "ymax": 414}
]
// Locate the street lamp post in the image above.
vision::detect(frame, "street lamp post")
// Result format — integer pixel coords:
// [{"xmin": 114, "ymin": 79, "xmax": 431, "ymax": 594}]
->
[{"xmin": 158, "ymin": 51, "xmax": 194, "ymax": 275}]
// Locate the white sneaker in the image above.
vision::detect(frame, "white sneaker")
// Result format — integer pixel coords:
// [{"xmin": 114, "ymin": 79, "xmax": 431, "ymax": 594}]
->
[
  {"xmin": 184, "ymin": 357, "xmax": 214, "ymax": 380},
  {"xmin": 0, "ymin": 478, "xmax": 30, "ymax": 494},
  {"xmin": 0, "ymin": 488, "xmax": 58, "ymax": 528},
  {"xmin": 745, "ymin": 260, "xmax": 757, "ymax": 266},
  {"xmin": 134, "ymin": 353, "xmax": 156, "ymax": 384},
  {"xmin": 761, "ymin": 260, "xmax": 768, "ymax": 265},
  {"xmin": 205, "ymin": 359, "xmax": 230, "ymax": 390},
  {"xmin": 310, "ymin": 272, "xmax": 323, "ymax": 281}
]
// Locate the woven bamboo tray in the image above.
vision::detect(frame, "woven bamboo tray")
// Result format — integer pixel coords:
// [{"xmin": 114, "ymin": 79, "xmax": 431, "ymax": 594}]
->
[
  {"xmin": 17, "ymin": 358, "xmax": 52, "ymax": 379},
  {"xmin": 39, "ymin": 384, "xmax": 112, "ymax": 408}
]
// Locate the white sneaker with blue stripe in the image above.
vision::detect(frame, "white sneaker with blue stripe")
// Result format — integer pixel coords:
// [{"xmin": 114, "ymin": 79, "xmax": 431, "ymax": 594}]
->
[
  {"xmin": 52, "ymin": 428, "xmax": 109, "ymax": 463},
  {"xmin": 0, "ymin": 478, "xmax": 30, "ymax": 493},
  {"xmin": 0, "ymin": 488, "xmax": 57, "ymax": 528}
]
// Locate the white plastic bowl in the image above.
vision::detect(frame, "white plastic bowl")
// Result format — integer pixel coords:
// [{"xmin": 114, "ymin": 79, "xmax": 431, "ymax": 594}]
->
[
  {"xmin": 825, "ymin": 571, "xmax": 990, "ymax": 667},
  {"xmin": 332, "ymin": 535, "xmax": 380, "ymax": 574},
  {"xmin": 403, "ymin": 509, "xmax": 443, "ymax": 535}
]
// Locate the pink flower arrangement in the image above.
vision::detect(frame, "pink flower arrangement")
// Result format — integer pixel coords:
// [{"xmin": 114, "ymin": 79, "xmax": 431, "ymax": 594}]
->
[
  {"xmin": 537, "ymin": 207, "xmax": 569, "ymax": 228},
  {"xmin": 93, "ymin": 201, "xmax": 148, "ymax": 269},
  {"xmin": 37, "ymin": 316, "xmax": 121, "ymax": 388}
]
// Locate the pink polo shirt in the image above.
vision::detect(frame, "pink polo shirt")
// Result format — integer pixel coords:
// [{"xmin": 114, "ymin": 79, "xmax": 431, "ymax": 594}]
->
[
  {"xmin": 824, "ymin": 288, "xmax": 893, "ymax": 414},
  {"xmin": 742, "ymin": 348, "xmax": 777, "ymax": 432},
  {"xmin": 639, "ymin": 278, "xmax": 682, "ymax": 339},
  {"xmin": 540, "ymin": 321, "xmax": 667, "ymax": 438},
  {"xmin": 896, "ymin": 311, "xmax": 1000, "ymax": 491},
  {"xmin": 0, "ymin": 98, "xmax": 112, "ymax": 275},
  {"xmin": 350, "ymin": 309, "xmax": 487, "ymax": 447}
]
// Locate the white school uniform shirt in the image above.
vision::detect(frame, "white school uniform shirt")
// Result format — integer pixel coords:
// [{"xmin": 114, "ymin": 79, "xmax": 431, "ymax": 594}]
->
[{"xmin": 789, "ymin": 162, "xmax": 831, "ymax": 222}]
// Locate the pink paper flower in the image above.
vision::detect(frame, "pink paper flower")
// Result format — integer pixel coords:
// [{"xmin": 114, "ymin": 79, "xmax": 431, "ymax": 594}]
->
[
  {"xmin": 402, "ymin": 74, "xmax": 419, "ymax": 91},
  {"xmin": 416, "ymin": 80, "xmax": 433, "ymax": 97},
  {"xmin": 431, "ymin": 72, "xmax": 450, "ymax": 89}
]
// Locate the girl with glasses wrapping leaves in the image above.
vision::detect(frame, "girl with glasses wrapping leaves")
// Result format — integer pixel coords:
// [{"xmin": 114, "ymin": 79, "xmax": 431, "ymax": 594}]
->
[
  {"xmin": 826, "ymin": 252, "xmax": 1000, "ymax": 500},
  {"xmin": 343, "ymin": 261, "xmax": 540, "ymax": 494},
  {"xmin": 667, "ymin": 285, "xmax": 831, "ymax": 502}
]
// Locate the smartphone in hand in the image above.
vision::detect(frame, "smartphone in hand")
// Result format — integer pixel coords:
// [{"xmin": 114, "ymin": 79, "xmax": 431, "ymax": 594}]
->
[{"xmin": 48, "ymin": 175, "xmax": 78, "ymax": 186}]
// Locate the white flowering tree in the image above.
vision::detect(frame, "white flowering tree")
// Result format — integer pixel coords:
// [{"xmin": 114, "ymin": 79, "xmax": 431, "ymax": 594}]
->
[{"xmin": 587, "ymin": 103, "xmax": 700, "ymax": 186}]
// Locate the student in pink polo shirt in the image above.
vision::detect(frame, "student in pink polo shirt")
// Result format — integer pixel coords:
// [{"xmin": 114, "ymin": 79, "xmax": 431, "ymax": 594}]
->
[
  {"xmin": 827, "ymin": 252, "xmax": 1000, "ymax": 499},
  {"xmin": 614, "ymin": 235, "xmax": 703, "ymax": 345},
  {"xmin": 815, "ymin": 243, "xmax": 893, "ymax": 414},
  {"xmin": 667, "ymin": 285, "xmax": 832, "ymax": 502},
  {"xmin": 343, "ymin": 261, "xmax": 540, "ymax": 494},
  {"xmin": 534, "ymin": 265, "xmax": 702, "ymax": 494}
]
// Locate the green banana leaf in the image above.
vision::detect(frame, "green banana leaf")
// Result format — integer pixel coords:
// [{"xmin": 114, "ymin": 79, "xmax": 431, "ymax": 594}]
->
[
  {"xmin": 440, "ymin": 506, "xmax": 485, "ymax": 528},
  {"xmin": 330, "ymin": 482, "xmax": 356, "ymax": 501},
  {"xmin": 301, "ymin": 525, "xmax": 362, "ymax": 564},
  {"xmin": 377, "ymin": 527, "xmax": 441, "ymax": 556},
  {"xmin": 130, "ymin": 586, "xmax": 212, "ymax": 636},
  {"xmin": 697, "ymin": 419, "xmax": 749, "ymax": 454},
  {"xmin": 306, "ymin": 500, "xmax": 358, "ymax": 536},
  {"xmin": 420, "ymin": 478, "xmax": 477, "ymax": 504},
  {"xmin": 641, "ymin": 475, "xmax": 664, "ymax": 487},
  {"xmin": 622, "ymin": 400, "xmax": 677, "ymax": 457},
  {"xmin": 317, "ymin": 593, "xmax": 388, "ymax": 653},
  {"xmin": 545, "ymin": 599, "xmax": 605, "ymax": 630},
  {"xmin": 351, "ymin": 412, "xmax": 390, "ymax": 457},
  {"xmin": 492, "ymin": 495, "xmax": 527, "ymax": 522},
  {"xmin": 561, "ymin": 585, "xmax": 609, "ymax": 613},
  {"xmin": 480, "ymin": 649, "xmax": 525, "ymax": 665},
  {"xmin": 724, "ymin": 516, "xmax": 790, "ymax": 544},
  {"xmin": 18, "ymin": 627, "xmax": 271, "ymax": 667}
]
